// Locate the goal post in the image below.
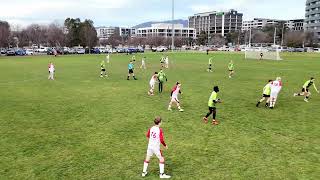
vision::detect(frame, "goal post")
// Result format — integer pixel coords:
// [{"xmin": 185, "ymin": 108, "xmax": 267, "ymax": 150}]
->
[{"xmin": 245, "ymin": 47, "xmax": 282, "ymax": 60}]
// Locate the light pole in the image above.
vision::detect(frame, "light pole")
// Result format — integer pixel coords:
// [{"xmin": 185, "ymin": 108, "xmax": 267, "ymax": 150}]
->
[
  {"xmin": 171, "ymin": 0, "xmax": 175, "ymax": 52},
  {"xmin": 281, "ymin": 23, "xmax": 285, "ymax": 46}
]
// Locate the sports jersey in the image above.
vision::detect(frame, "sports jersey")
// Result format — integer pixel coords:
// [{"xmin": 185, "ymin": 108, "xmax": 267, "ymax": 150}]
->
[
  {"xmin": 271, "ymin": 80, "xmax": 282, "ymax": 92},
  {"xmin": 48, "ymin": 64, "xmax": 55, "ymax": 72},
  {"xmin": 263, "ymin": 83, "xmax": 271, "ymax": 95},
  {"xmin": 228, "ymin": 63, "xmax": 234, "ymax": 70},
  {"xmin": 303, "ymin": 80, "xmax": 313, "ymax": 89},
  {"xmin": 158, "ymin": 71, "xmax": 166, "ymax": 82},
  {"xmin": 150, "ymin": 74, "xmax": 157, "ymax": 84},
  {"xmin": 160, "ymin": 57, "xmax": 165, "ymax": 63},
  {"xmin": 209, "ymin": 58, "xmax": 213, "ymax": 65},
  {"xmin": 171, "ymin": 85, "xmax": 181, "ymax": 99},
  {"xmin": 128, "ymin": 63, "xmax": 134, "ymax": 70},
  {"xmin": 100, "ymin": 61, "xmax": 106, "ymax": 69},
  {"xmin": 208, "ymin": 91, "xmax": 218, "ymax": 107},
  {"xmin": 146, "ymin": 126, "xmax": 166, "ymax": 150}
]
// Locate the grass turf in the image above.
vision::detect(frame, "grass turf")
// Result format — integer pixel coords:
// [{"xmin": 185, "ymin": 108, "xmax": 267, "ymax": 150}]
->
[{"xmin": 0, "ymin": 52, "xmax": 319, "ymax": 179}]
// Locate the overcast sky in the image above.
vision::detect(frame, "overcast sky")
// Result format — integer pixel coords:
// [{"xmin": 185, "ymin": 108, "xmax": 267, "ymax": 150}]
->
[{"xmin": 0, "ymin": 0, "xmax": 306, "ymax": 28}]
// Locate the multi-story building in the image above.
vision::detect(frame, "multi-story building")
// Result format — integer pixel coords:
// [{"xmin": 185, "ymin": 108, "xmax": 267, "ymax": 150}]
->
[
  {"xmin": 96, "ymin": 26, "xmax": 136, "ymax": 40},
  {"xmin": 305, "ymin": 0, "xmax": 320, "ymax": 40},
  {"xmin": 188, "ymin": 9, "xmax": 243, "ymax": 37},
  {"xmin": 242, "ymin": 18, "xmax": 286, "ymax": 31},
  {"xmin": 242, "ymin": 18, "xmax": 305, "ymax": 32},
  {"xmin": 135, "ymin": 23, "xmax": 196, "ymax": 39},
  {"xmin": 286, "ymin": 19, "xmax": 305, "ymax": 31}
]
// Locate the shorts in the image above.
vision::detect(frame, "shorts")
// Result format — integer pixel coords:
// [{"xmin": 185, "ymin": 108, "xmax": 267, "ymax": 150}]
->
[
  {"xmin": 128, "ymin": 69, "xmax": 134, "ymax": 74},
  {"xmin": 101, "ymin": 69, "xmax": 106, "ymax": 72},
  {"xmin": 209, "ymin": 64, "xmax": 212, "ymax": 67},
  {"xmin": 147, "ymin": 148, "xmax": 162, "ymax": 159},
  {"xmin": 302, "ymin": 88, "xmax": 309, "ymax": 93},
  {"xmin": 171, "ymin": 96, "xmax": 179, "ymax": 103},
  {"xmin": 150, "ymin": 82, "xmax": 155, "ymax": 89},
  {"xmin": 229, "ymin": 70, "xmax": 234, "ymax": 72},
  {"xmin": 270, "ymin": 91, "xmax": 280, "ymax": 98},
  {"xmin": 209, "ymin": 106, "xmax": 216, "ymax": 111},
  {"xmin": 263, "ymin": 94, "xmax": 270, "ymax": 98}
]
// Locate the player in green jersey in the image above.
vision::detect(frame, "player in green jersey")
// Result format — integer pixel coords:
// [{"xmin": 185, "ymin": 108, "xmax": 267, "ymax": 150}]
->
[
  {"xmin": 294, "ymin": 77, "xmax": 319, "ymax": 102},
  {"xmin": 100, "ymin": 60, "xmax": 108, "ymax": 78},
  {"xmin": 203, "ymin": 86, "xmax": 222, "ymax": 125},
  {"xmin": 228, "ymin": 60, "xmax": 234, "ymax": 78},
  {"xmin": 157, "ymin": 69, "xmax": 167, "ymax": 93},
  {"xmin": 207, "ymin": 57, "xmax": 213, "ymax": 72},
  {"xmin": 256, "ymin": 80, "xmax": 273, "ymax": 107}
]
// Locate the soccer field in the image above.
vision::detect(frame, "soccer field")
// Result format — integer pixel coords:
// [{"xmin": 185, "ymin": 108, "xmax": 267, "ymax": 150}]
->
[{"xmin": 0, "ymin": 52, "xmax": 319, "ymax": 179}]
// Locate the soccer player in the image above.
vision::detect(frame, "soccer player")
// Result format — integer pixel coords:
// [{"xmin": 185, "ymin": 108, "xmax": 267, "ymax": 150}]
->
[
  {"xmin": 203, "ymin": 86, "xmax": 222, "ymax": 125},
  {"xmin": 106, "ymin": 53, "xmax": 110, "ymax": 63},
  {"xmin": 294, "ymin": 77, "xmax": 319, "ymax": 102},
  {"xmin": 100, "ymin": 60, "xmax": 108, "ymax": 78},
  {"xmin": 127, "ymin": 61, "xmax": 137, "ymax": 80},
  {"xmin": 256, "ymin": 80, "xmax": 273, "ymax": 107},
  {"xmin": 140, "ymin": 57, "xmax": 147, "ymax": 69},
  {"xmin": 148, "ymin": 72, "xmax": 158, "ymax": 96},
  {"xmin": 165, "ymin": 55, "xmax": 169, "ymax": 69},
  {"xmin": 168, "ymin": 82, "xmax": 184, "ymax": 112},
  {"xmin": 207, "ymin": 57, "xmax": 213, "ymax": 72},
  {"xmin": 132, "ymin": 55, "xmax": 136, "ymax": 62},
  {"xmin": 228, "ymin": 60, "xmax": 234, "ymax": 78},
  {"xmin": 48, "ymin": 62, "xmax": 55, "ymax": 80},
  {"xmin": 142, "ymin": 117, "xmax": 171, "ymax": 179},
  {"xmin": 160, "ymin": 56, "xmax": 165, "ymax": 68},
  {"xmin": 260, "ymin": 53, "xmax": 263, "ymax": 60},
  {"xmin": 269, "ymin": 77, "xmax": 282, "ymax": 109},
  {"xmin": 158, "ymin": 69, "xmax": 167, "ymax": 93}
]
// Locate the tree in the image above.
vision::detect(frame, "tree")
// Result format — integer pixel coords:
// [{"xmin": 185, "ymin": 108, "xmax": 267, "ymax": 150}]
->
[
  {"xmin": 107, "ymin": 33, "xmax": 122, "ymax": 48},
  {"xmin": 64, "ymin": 18, "xmax": 81, "ymax": 47},
  {"xmin": 0, "ymin": 21, "xmax": 11, "ymax": 47},
  {"xmin": 80, "ymin": 19, "xmax": 98, "ymax": 49},
  {"xmin": 197, "ymin": 31, "xmax": 207, "ymax": 45},
  {"xmin": 47, "ymin": 23, "xmax": 66, "ymax": 47},
  {"xmin": 209, "ymin": 34, "xmax": 226, "ymax": 46},
  {"xmin": 24, "ymin": 24, "xmax": 48, "ymax": 46},
  {"xmin": 252, "ymin": 30, "xmax": 269, "ymax": 43},
  {"xmin": 304, "ymin": 31, "xmax": 318, "ymax": 47},
  {"xmin": 284, "ymin": 31, "xmax": 304, "ymax": 47},
  {"xmin": 226, "ymin": 32, "xmax": 240, "ymax": 45}
]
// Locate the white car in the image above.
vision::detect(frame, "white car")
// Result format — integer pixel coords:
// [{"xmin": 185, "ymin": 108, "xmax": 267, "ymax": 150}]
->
[
  {"xmin": 37, "ymin": 47, "xmax": 48, "ymax": 53},
  {"xmin": 76, "ymin": 48, "xmax": 85, "ymax": 54},
  {"xmin": 156, "ymin": 46, "xmax": 168, "ymax": 52},
  {"xmin": 25, "ymin": 49, "xmax": 34, "ymax": 55},
  {"xmin": 98, "ymin": 47, "xmax": 107, "ymax": 53}
]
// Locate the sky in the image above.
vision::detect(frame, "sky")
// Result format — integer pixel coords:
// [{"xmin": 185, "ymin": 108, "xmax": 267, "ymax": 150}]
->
[{"xmin": 0, "ymin": 0, "xmax": 306, "ymax": 28}]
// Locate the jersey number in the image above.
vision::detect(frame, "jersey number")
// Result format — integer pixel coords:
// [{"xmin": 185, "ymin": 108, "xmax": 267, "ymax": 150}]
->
[{"xmin": 151, "ymin": 132, "xmax": 157, "ymax": 139}]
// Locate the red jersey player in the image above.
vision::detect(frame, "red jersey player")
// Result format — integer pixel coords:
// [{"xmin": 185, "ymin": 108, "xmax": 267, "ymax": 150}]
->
[{"xmin": 142, "ymin": 117, "xmax": 171, "ymax": 179}]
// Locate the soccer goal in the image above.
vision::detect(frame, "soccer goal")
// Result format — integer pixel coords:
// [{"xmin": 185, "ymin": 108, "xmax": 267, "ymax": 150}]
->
[{"xmin": 245, "ymin": 47, "xmax": 282, "ymax": 60}]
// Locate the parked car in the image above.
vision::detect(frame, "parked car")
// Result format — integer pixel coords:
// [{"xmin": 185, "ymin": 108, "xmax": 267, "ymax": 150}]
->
[
  {"xmin": 15, "ymin": 49, "xmax": 26, "ymax": 56},
  {"xmin": 0, "ymin": 48, "xmax": 6, "ymax": 54},
  {"xmin": 25, "ymin": 49, "xmax": 34, "ymax": 55},
  {"xmin": 91, "ymin": 48, "xmax": 101, "ymax": 54},
  {"xmin": 76, "ymin": 48, "xmax": 85, "ymax": 54},
  {"xmin": 116, "ymin": 48, "xmax": 126, "ymax": 53},
  {"xmin": 127, "ymin": 48, "xmax": 138, "ymax": 54},
  {"xmin": 68, "ymin": 48, "xmax": 76, "ymax": 54},
  {"xmin": 156, "ymin": 46, "xmax": 168, "ymax": 52},
  {"xmin": 107, "ymin": 48, "xmax": 117, "ymax": 53},
  {"xmin": 137, "ymin": 48, "xmax": 145, "ymax": 53},
  {"xmin": 6, "ymin": 49, "xmax": 16, "ymax": 56},
  {"xmin": 314, "ymin": 48, "xmax": 320, "ymax": 53},
  {"xmin": 37, "ymin": 47, "xmax": 48, "ymax": 53},
  {"xmin": 98, "ymin": 47, "xmax": 107, "ymax": 53}
]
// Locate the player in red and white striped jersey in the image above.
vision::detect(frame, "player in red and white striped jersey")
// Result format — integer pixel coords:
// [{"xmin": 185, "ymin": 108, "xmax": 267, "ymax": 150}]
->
[
  {"xmin": 148, "ymin": 72, "xmax": 158, "ymax": 96},
  {"xmin": 142, "ymin": 117, "xmax": 171, "ymax": 179},
  {"xmin": 168, "ymin": 82, "xmax": 184, "ymax": 112},
  {"xmin": 269, "ymin": 77, "xmax": 283, "ymax": 109}
]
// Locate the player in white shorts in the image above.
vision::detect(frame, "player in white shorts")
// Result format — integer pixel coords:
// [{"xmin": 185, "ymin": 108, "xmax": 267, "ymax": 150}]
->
[
  {"xmin": 140, "ymin": 57, "xmax": 147, "ymax": 69},
  {"xmin": 106, "ymin": 53, "xmax": 110, "ymax": 63},
  {"xmin": 168, "ymin": 82, "xmax": 184, "ymax": 112},
  {"xmin": 269, "ymin": 77, "xmax": 282, "ymax": 109},
  {"xmin": 142, "ymin": 117, "xmax": 171, "ymax": 179},
  {"xmin": 165, "ymin": 55, "xmax": 169, "ymax": 69},
  {"xmin": 148, "ymin": 72, "xmax": 158, "ymax": 96},
  {"xmin": 48, "ymin": 62, "xmax": 55, "ymax": 80}
]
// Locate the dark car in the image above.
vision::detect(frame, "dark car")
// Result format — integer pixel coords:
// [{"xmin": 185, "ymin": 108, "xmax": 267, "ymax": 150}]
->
[
  {"xmin": 137, "ymin": 48, "xmax": 145, "ymax": 53},
  {"xmin": 127, "ymin": 48, "xmax": 138, "ymax": 54},
  {"xmin": 90, "ymin": 48, "xmax": 101, "ymax": 54},
  {"xmin": 6, "ymin": 49, "xmax": 16, "ymax": 56},
  {"xmin": 47, "ymin": 48, "xmax": 63, "ymax": 55}
]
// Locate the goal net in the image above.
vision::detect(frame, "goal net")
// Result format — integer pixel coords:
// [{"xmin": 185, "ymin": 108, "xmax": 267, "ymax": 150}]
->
[{"xmin": 245, "ymin": 48, "xmax": 282, "ymax": 60}]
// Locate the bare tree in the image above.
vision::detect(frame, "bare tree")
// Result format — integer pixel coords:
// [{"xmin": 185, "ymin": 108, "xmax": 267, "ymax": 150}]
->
[
  {"xmin": 284, "ymin": 31, "xmax": 304, "ymax": 47},
  {"xmin": 209, "ymin": 34, "xmax": 226, "ymax": 46},
  {"xmin": 107, "ymin": 33, "xmax": 122, "ymax": 48},
  {"xmin": 47, "ymin": 23, "xmax": 66, "ymax": 47},
  {"xmin": 0, "ymin": 21, "xmax": 10, "ymax": 47},
  {"xmin": 25, "ymin": 24, "xmax": 48, "ymax": 46}
]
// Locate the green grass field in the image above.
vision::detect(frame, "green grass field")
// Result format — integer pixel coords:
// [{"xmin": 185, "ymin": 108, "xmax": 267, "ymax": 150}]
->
[{"xmin": 0, "ymin": 52, "xmax": 319, "ymax": 179}]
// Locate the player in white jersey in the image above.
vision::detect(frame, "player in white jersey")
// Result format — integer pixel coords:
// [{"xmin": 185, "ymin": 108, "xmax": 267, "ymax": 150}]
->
[
  {"xmin": 106, "ymin": 53, "xmax": 110, "ymax": 63},
  {"xmin": 140, "ymin": 57, "xmax": 147, "ymax": 69},
  {"xmin": 165, "ymin": 55, "xmax": 169, "ymax": 69},
  {"xmin": 168, "ymin": 82, "xmax": 184, "ymax": 112},
  {"xmin": 269, "ymin": 77, "xmax": 283, "ymax": 109},
  {"xmin": 142, "ymin": 117, "xmax": 171, "ymax": 179},
  {"xmin": 48, "ymin": 62, "xmax": 55, "ymax": 80},
  {"xmin": 148, "ymin": 72, "xmax": 158, "ymax": 96}
]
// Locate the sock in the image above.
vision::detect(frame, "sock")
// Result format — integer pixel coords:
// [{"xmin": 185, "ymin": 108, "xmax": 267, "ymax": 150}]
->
[
  {"xmin": 168, "ymin": 105, "xmax": 171, "ymax": 109},
  {"xmin": 306, "ymin": 96, "xmax": 309, "ymax": 99},
  {"xmin": 178, "ymin": 106, "xmax": 181, "ymax": 110},
  {"xmin": 143, "ymin": 161, "xmax": 149, "ymax": 173},
  {"xmin": 159, "ymin": 163, "xmax": 164, "ymax": 174}
]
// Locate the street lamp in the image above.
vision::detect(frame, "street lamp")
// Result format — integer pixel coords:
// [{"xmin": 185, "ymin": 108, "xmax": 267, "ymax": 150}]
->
[{"xmin": 171, "ymin": 0, "xmax": 175, "ymax": 52}]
